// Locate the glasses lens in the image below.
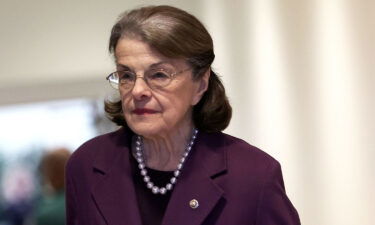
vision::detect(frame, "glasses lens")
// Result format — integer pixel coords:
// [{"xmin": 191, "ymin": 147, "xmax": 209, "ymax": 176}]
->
[
  {"xmin": 107, "ymin": 73, "xmax": 119, "ymax": 89},
  {"xmin": 117, "ymin": 71, "xmax": 136, "ymax": 89},
  {"xmin": 107, "ymin": 69, "xmax": 175, "ymax": 90},
  {"xmin": 145, "ymin": 69, "xmax": 172, "ymax": 88}
]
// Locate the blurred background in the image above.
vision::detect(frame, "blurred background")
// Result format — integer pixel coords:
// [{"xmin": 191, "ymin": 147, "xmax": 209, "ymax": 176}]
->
[{"xmin": 0, "ymin": 0, "xmax": 374, "ymax": 224}]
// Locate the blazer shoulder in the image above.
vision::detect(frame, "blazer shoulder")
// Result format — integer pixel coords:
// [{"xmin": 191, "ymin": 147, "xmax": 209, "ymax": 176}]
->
[
  {"xmin": 66, "ymin": 128, "xmax": 129, "ymax": 173},
  {"xmin": 221, "ymin": 132, "xmax": 278, "ymax": 165},
  {"xmin": 215, "ymin": 132, "xmax": 282, "ymax": 183}
]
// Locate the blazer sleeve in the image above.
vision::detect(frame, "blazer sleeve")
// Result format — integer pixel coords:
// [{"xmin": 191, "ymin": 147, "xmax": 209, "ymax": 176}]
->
[
  {"xmin": 65, "ymin": 161, "xmax": 78, "ymax": 225},
  {"xmin": 255, "ymin": 161, "xmax": 301, "ymax": 225}
]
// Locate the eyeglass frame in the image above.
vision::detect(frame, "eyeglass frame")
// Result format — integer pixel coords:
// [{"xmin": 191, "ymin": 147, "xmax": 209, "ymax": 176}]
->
[{"xmin": 106, "ymin": 67, "xmax": 192, "ymax": 90}]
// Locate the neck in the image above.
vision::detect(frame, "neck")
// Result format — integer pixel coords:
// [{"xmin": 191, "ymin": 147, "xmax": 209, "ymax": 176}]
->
[{"xmin": 139, "ymin": 124, "xmax": 194, "ymax": 171}]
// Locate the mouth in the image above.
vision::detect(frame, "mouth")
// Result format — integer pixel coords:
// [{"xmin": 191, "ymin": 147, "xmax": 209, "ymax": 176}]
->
[{"xmin": 132, "ymin": 108, "xmax": 158, "ymax": 115}]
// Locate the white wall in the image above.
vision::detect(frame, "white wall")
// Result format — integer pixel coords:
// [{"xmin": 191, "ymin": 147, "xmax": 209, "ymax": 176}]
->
[
  {"xmin": 0, "ymin": 0, "xmax": 203, "ymax": 103},
  {"xmin": 1, "ymin": 0, "xmax": 374, "ymax": 224}
]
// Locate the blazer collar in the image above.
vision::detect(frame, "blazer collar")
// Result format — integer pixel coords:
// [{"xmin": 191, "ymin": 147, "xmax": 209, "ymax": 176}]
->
[
  {"xmin": 91, "ymin": 128, "xmax": 143, "ymax": 225},
  {"xmin": 161, "ymin": 131, "xmax": 228, "ymax": 225},
  {"xmin": 91, "ymin": 129, "xmax": 227, "ymax": 225}
]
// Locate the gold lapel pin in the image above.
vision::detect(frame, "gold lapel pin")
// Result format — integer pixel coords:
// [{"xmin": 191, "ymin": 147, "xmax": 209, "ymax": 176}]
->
[{"xmin": 189, "ymin": 199, "xmax": 199, "ymax": 209}]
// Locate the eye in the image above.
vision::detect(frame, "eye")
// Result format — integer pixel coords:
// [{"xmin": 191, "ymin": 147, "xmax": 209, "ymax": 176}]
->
[
  {"xmin": 118, "ymin": 71, "xmax": 135, "ymax": 82},
  {"xmin": 148, "ymin": 71, "xmax": 170, "ymax": 80}
]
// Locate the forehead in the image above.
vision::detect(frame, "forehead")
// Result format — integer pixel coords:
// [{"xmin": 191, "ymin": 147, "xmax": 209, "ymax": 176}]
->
[
  {"xmin": 114, "ymin": 38, "xmax": 185, "ymax": 69},
  {"xmin": 115, "ymin": 38, "xmax": 160, "ymax": 58}
]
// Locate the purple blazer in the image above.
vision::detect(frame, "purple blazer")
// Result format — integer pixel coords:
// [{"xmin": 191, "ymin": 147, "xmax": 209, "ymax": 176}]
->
[{"xmin": 66, "ymin": 128, "xmax": 300, "ymax": 225}]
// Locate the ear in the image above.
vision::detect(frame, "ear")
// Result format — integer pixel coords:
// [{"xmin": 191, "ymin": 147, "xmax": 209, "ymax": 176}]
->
[{"xmin": 191, "ymin": 68, "xmax": 211, "ymax": 105}]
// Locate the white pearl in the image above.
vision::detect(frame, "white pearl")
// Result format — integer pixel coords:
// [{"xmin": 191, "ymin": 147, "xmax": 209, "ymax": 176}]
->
[
  {"xmin": 183, "ymin": 152, "xmax": 189, "ymax": 157},
  {"xmin": 147, "ymin": 182, "xmax": 154, "ymax": 189},
  {"xmin": 177, "ymin": 163, "xmax": 183, "ymax": 170},
  {"xmin": 170, "ymin": 177, "xmax": 177, "ymax": 184},
  {"xmin": 136, "ymin": 146, "xmax": 141, "ymax": 151},
  {"xmin": 138, "ymin": 163, "xmax": 145, "ymax": 169},
  {"xmin": 140, "ymin": 169, "xmax": 147, "ymax": 176},
  {"xmin": 159, "ymin": 187, "xmax": 167, "ymax": 194},
  {"xmin": 152, "ymin": 186, "xmax": 159, "ymax": 194},
  {"xmin": 136, "ymin": 152, "xmax": 142, "ymax": 157},
  {"xmin": 143, "ymin": 176, "xmax": 150, "ymax": 182},
  {"xmin": 174, "ymin": 170, "xmax": 180, "ymax": 177},
  {"xmin": 136, "ymin": 157, "xmax": 143, "ymax": 163},
  {"xmin": 166, "ymin": 183, "xmax": 173, "ymax": 190},
  {"xmin": 180, "ymin": 157, "xmax": 185, "ymax": 163}
]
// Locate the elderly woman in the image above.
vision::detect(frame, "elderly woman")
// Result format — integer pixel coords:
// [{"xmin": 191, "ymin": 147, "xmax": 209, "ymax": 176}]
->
[{"xmin": 65, "ymin": 5, "xmax": 300, "ymax": 225}]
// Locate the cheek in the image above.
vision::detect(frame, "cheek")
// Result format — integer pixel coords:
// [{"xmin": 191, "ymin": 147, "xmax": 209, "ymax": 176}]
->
[
  {"xmin": 159, "ymin": 89, "xmax": 195, "ymax": 116},
  {"xmin": 120, "ymin": 92, "xmax": 131, "ymax": 109},
  {"xmin": 176, "ymin": 84, "xmax": 198, "ymax": 106},
  {"xmin": 120, "ymin": 95, "xmax": 134, "ymax": 122}
]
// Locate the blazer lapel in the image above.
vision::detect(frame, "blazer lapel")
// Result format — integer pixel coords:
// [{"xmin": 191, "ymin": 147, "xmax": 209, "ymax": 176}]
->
[
  {"xmin": 162, "ymin": 132, "xmax": 228, "ymax": 225},
  {"xmin": 91, "ymin": 129, "xmax": 142, "ymax": 225}
]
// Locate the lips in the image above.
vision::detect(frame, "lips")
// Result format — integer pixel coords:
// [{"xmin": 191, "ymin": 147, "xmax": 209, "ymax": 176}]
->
[{"xmin": 132, "ymin": 108, "xmax": 158, "ymax": 115}]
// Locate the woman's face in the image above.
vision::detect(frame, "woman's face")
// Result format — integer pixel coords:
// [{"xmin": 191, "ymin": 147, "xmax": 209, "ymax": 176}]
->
[{"xmin": 115, "ymin": 38, "xmax": 208, "ymax": 138}]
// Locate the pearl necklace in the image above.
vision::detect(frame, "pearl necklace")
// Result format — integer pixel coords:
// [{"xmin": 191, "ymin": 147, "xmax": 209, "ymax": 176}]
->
[{"xmin": 134, "ymin": 129, "xmax": 198, "ymax": 195}]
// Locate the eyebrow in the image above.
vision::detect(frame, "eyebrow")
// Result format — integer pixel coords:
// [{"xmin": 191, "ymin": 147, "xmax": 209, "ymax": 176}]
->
[{"xmin": 116, "ymin": 61, "xmax": 172, "ymax": 70}]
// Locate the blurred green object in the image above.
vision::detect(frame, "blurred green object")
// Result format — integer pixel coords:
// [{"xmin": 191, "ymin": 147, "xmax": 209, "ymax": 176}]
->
[{"xmin": 35, "ymin": 191, "xmax": 65, "ymax": 225}]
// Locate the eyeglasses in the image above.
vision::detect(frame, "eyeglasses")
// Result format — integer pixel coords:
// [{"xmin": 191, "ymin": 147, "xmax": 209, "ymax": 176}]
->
[{"xmin": 106, "ymin": 67, "xmax": 191, "ymax": 90}]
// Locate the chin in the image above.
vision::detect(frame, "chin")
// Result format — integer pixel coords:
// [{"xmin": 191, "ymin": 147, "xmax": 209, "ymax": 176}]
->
[
  {"xmin": 127, "ymin": 122, "xmax": 166, "ymax": 138},
  {"xmin": 124, "ymin": 113, "xmax": 166, "ymax": 137}
]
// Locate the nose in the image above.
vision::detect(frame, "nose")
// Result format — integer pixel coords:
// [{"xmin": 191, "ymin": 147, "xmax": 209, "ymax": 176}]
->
[{"xmin": 131, "ymin": 76, "xmax": 152, "ymax": 100}]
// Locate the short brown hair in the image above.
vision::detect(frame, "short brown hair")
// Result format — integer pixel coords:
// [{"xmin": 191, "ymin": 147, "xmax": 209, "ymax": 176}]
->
[{"xmin": 105, "ymin": 5, "xmax": 232, "ymax": 132}]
